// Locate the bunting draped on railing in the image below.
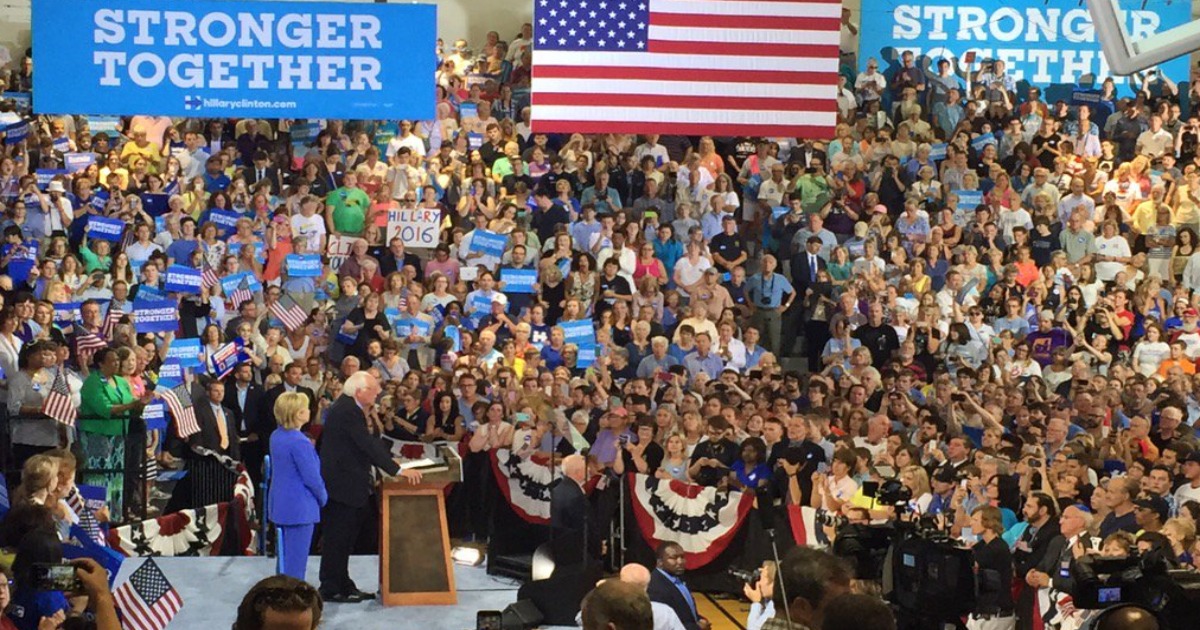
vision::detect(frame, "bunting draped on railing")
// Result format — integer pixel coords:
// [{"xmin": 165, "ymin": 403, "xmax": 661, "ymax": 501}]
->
[
  {"xmin": 627, "ymin": 474, "xmax": 754, "ymax": 568},
  {"xmin": 108, "ymin": 468, "xmax": 255, "ymax": 557}
]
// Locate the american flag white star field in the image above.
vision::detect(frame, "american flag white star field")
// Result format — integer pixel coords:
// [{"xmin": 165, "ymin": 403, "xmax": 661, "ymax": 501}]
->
[{"xmin": 531, "ymin": 0, "xmax": 842, "ymax": 137}]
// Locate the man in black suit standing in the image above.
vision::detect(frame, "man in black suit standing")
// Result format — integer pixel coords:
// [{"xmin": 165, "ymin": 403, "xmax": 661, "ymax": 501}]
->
[
  {"xmin": 167, "ymin": 379, "xmax": 241, "ymax": 512},
  {"xmin": 550, "ymin": 454, "xmax": 593, "ymax": 569},
  {"xmin": 264, "ymin": 363, "xmax": 318, "ymax": 431},
  {"xmin": 647, "ymin": 542, "xmax": 707, "ymax": 630},
  {"xmin": 223, "ymin": 363, "xmax": 268, "ymax": 485},
  {"xmin": 783, "ymin": 235, "xmax": 827, "ymax": 359},
  {"xmin": 318, "ymin": 371, "xmax": 421, "ymax": 604},
  {"xmin": 1013, "ymin": 492, "xmax": 1065, "ymax": 630}
]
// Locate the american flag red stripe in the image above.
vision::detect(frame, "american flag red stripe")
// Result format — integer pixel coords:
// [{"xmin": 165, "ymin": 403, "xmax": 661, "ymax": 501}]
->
[
  {"xmin": 74, "ymin": 331, "xmax": 108, "ymax": 368},
  {"xmin": 531, "ymin": 0, "xmax": 841, "ymax": 136},
  {"xmin": 200, "ymin": 263, "xmax": 219, "ymax": 291},
  {"xmin": 41, "ymin": 368, "xmax": 76, "ymax": 427},
  {"xmin": 159, "ymin": 385, "xmax": 199, "ymax": 440},
  {"xmin": 100, "ymin": 307, "xmax": 124, "ymax": 340},
  {"xmin": 268, "ymin": 294, "xmax": 309, "ymax": 332},
  {"xmin": 113, "ymin": 558, "xmax": 182, "ymax": 630}
]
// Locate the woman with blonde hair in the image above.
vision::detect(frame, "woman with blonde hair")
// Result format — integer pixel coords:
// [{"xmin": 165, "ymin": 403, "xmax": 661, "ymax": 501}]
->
[
  {"xmin": 13, "ymin": 454, "xmax": 58, "ymax": 509},
  {"xmin": 268, "ymin": 392, "xmax": 328, "ymax": 581}
]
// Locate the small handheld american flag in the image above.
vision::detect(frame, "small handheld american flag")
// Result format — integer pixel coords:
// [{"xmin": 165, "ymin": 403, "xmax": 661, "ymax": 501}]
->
[
  {"xmin": 41, "ymin": 368, "xmax": 76, "ymax": 427},
  {"xmin": 100, "ymin": 306, "xmax": 124, "ymax": 340},
  {"xmin": 200, "ymin": 260, "xmax": 219, "ymax": 292},
  {"xmin": 159, "ymin": 383, "xmax": 199, "ymax": 439},
  {"xmin": 113, "ymin": 558, "xmax": 183, "ymax": 630},
  {"xmin": 268, "ymin": 293, "xmax": 309, "ymax": 332},
  {"xmin": 73, "ymin": 330, "xmax": 108, "ymax": 369},
  {"xmin": 228, "ymin": 277, "xmax": 254, "ymax": 310}
]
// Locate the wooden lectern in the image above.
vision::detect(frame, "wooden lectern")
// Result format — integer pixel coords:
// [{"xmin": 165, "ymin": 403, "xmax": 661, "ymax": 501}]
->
[{"xmin": 379, "ymin": 444, "xmax": 463, "ymax": 606}]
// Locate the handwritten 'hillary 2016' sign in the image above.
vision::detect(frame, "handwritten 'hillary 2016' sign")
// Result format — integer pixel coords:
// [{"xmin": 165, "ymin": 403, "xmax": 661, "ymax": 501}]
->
[
  {"xmin": 858, "ymin": 0, "xmax": 1189, "ymax": 92},
  {"xmin": 31, "ymin": 0, "xmax": 436, "ymax": 119}
]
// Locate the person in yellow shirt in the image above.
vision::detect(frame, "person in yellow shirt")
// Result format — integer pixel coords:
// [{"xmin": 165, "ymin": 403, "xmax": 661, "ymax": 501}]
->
[
  {"xmin": 1129, "ymin": 184, "xmax": 1169, "ymax": 234},
  {"xmin": 119, "ymin": 128, "xmax": 161, "ymax": 172}
]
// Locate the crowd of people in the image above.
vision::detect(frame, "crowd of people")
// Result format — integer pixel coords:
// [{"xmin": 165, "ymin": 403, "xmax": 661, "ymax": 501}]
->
[{"xmin": 0, "ymin": 13, "xmax": 1198, "ymax": 630}]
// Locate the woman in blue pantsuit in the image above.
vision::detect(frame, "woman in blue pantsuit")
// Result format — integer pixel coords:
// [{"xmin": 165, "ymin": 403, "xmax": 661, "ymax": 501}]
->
[{"xmin": 269, "ymin": 392, "xmax": 328, "ymax": 581}]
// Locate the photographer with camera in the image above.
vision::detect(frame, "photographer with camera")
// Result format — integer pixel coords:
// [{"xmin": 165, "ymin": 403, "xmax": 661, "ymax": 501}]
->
[{"xmin": 741, "ymin": 561, "xmax": 776, "ymax": 630}]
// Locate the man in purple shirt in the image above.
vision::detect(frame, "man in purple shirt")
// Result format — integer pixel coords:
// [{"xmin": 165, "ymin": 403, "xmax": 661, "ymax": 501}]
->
[{"xmin": 1025, "ymin": 310, "xmax": 1073, "ymax": 366}]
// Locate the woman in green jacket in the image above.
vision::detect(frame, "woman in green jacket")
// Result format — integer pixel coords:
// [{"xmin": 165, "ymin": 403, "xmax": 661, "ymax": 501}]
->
[{"xmin": 78, "ymin": 347, "xmax": 151, "ymax": 518}]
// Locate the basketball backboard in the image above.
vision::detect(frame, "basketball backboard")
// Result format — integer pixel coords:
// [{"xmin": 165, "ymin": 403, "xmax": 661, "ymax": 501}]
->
[{"xmin": 1089, "ymin": 0, "xmax": 1200, "ymax": 75}]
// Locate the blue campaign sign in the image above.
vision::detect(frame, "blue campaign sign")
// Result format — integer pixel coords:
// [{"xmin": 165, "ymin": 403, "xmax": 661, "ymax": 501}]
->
[
  {"xmin": 468, "ymin": 230, "xmax": 506, "ymax": 257},
  {"xmin": 87, "ymin": 215, "xmax": 126, "ymax": 241},
  {"xmin": 500, "ymin": 268, "xmax": 538, "ymax": 294},
  {"xmin": 142, "ymin": 400, "xmax": 167, "ymax": 432},
  {"xmin": 134, "ymin": 299, "xmax": 178, "ymax": 333},
  {"xmin": 163, "ymin": 264, "xmax": 203, "ymax": 294},
  {"xmin": 228, "ymin": 242, "xmax": 267, "ymax": 265},
  {"xmin": 208, "ymin": 209, "xmax": 242, "ymax": 235},
  {"xmin": 53, "ymin": 301, "xmax": 82, "ymax": 327},
  {"xmin": 165, "ymin": 337, "xmax": 203, "ymax": 368},
  {"xmin": 35, "ymin": 169, "xmax": 68, "ymax": 189},
  {"xmin": 957, "ymin": 190, "xmax": 984, "ymax": 209},
  {"xmin": 4, "ymin": 120, "xmax": 29, "ymax": 145},
  {"xmin": 858, "ymin": 0, "xmax": 1190, "ymax": 100},
  {"xmin": 560, "ymin": 319, "xmax": 596, "ymax": 350},
  {"xmin": 157, "ymin": 359, "xmax": 184, "ymax": 387},
  {"xmin": 140, "ymin": 193, "xmax": 170, "ymax": 216},
  {"xmin": 970, "ymin": 133, "xmax": 996, "ymax": 151},
  {"xmin": 87, "ymin": 115, "xmax": 122, "ymax": 136},
  {"xmin": 285, "ymin": 254, "xmax": 322, "ymax": 277},
  {"xmin": 134, "ymin": 284, "xmax": 168, "ymax": 302},
  {"xmin": 64, "ymin": 152, "xmax": 96, "ymax": 173},
  {"xmin": 32, "ymin": 0, "xmax": 437, "ymax": 119},
  {"xmin": 220, "ymin": 271, "xmax": 263, "ymax": 295},
  {"xmin": 929, "ymin": 143, "xmax": 948, "ymax": 161},
  {"xmin": 90, "ymin": 191, "xmax": 110, "ymax": 213}
]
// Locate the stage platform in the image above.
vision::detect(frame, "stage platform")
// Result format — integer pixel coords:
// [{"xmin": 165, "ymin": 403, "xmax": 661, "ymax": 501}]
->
[{"xmin": 122, "ymin": 556, "xmax": 752, "ymax": 629}]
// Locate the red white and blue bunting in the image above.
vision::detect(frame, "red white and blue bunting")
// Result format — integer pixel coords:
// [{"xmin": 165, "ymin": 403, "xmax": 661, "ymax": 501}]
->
[
  {"xmin": 627, "ymin": 474, "xmax": 754, "ymax": 569},
  {"xmin": 108, "ymin": 469, "xmax": 255, "ymax": 557},
  {"xmin": 489, "ymin": 448, "xmax": 558, "ymax": 524}
]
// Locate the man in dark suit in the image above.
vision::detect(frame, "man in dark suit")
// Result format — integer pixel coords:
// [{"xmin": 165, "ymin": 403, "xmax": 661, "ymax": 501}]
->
[
  {"xmin": 783, "ymin": 235, "xmax": 827, "ymax": 360},
  {"xmin": 550, "ymin": 454, "xmax": 593, "ymax": 569},
  {"xmin": 378, "ymin": 237, "xmax": 424, "ymax": 280},
  {"xmin": 166, "ymin": 379, "xmax": 241, "ymax": 512},
  {"xmin": 1013, "ymin": 492, "xmax": 1065, "ymax": 630},
  {"xmin": 318, "ymin": 371, "xmax": 421, "ymax": 604},
  {"xmin": 647, "ymin": 542, "xmax": 706, "ymax": 630},
  {"xmin": 264, "ymin": 363, "xmax": 318, "ymax": 432},
  {"xmin": 223, "ymin": 363, "xmax": 268, "ymax": 485},
  {"xmin": 244, "ymin": 150, "xmax": 283, "ymax": 192}
]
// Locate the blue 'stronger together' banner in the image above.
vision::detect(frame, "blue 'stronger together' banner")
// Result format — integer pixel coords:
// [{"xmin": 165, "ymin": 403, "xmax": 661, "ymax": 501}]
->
[
  {"xmin": 858, "ymin": 0, "xmax": 1189, "ymax": 92},
  {"xmin": 32, "ymin": 0, "xmax": 436, "ymax": 118}
]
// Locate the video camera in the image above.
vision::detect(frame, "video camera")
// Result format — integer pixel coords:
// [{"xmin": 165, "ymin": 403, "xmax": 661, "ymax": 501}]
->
[{"xmin": 1070, "ymin": 549, "xmax": 1200, "ymax": 629}]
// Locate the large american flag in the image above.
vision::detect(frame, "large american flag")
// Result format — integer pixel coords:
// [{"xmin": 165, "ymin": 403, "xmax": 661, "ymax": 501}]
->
[
  {"xmin": 159, "ymin": 383, "xmax": 199, "ymax": 440},
  {"xmin": 531, "ymin": 0, "xmax": 841, "ymax": 136},
  {"xmin": 42, "ymin": 368, "xmax": 75, "ymax": 427},
  {"xmin": 113, "ymin": 558, "xmax": 183, "ymax": 630}
]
